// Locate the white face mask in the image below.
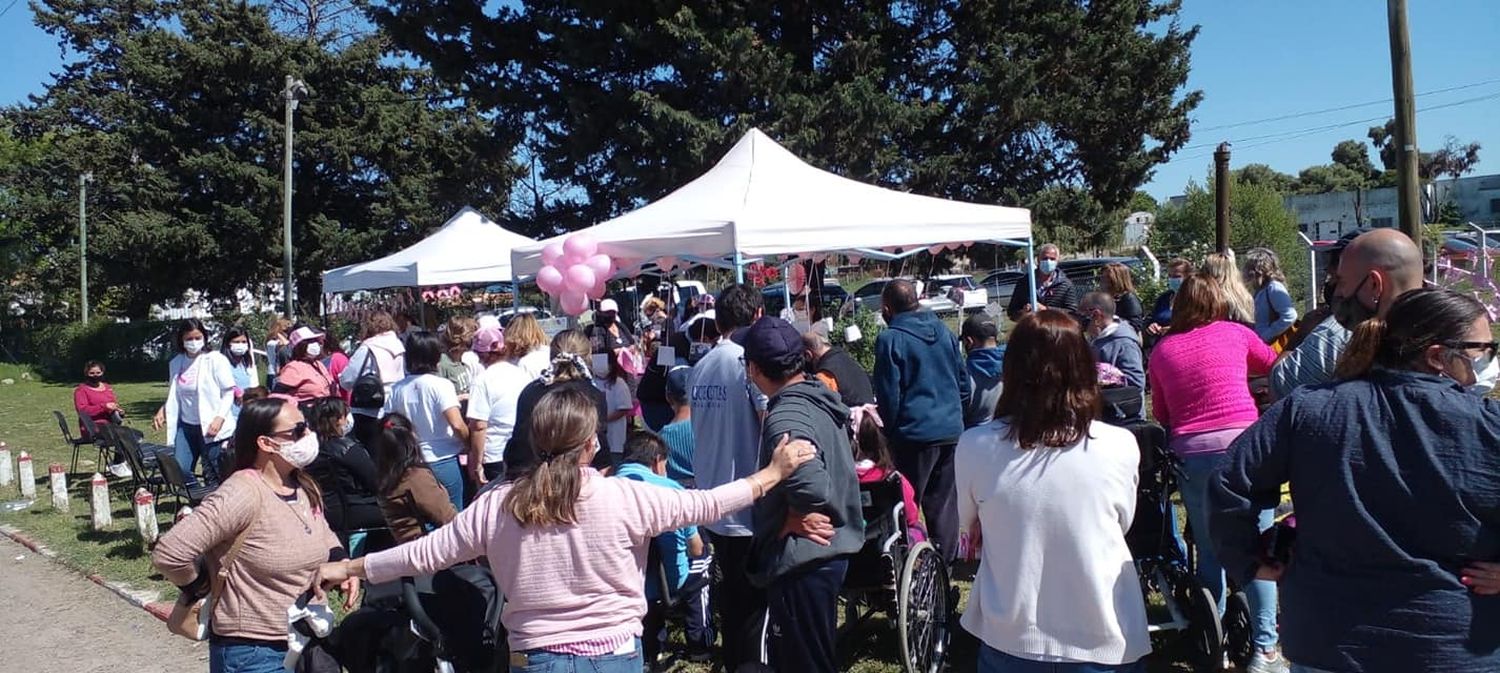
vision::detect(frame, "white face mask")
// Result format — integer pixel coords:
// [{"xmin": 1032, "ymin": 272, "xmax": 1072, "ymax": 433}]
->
[
  {"xmin": 1468, "ymin": 353, "xmax": 1499, "ymax": 396},
  {"xmin": 230, "ymin": 342, "xmax": 249, "ymax": 356},
  {"xmin": 276, "ymin": 432, "xmax": 320, "ymax": 468},
  {"xmin": 305, "ymin": 342, "xmax": 323, "ymax": 358},
  {"xmin": 183, "ymin": 338, "xmax": 205, "ymax": 355}
]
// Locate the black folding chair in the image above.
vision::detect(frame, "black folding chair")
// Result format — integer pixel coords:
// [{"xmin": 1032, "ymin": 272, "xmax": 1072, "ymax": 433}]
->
[
  {"xmin": 56, "ymin": 410, "xmax": 102, "ymax": 474},
  {"xmin": 153, "ymin": 450, "xmax": 213, "ymax": 510},
  {"xmin": 97, "ymin": 424, "xmax": 165, "ymax": 496}
]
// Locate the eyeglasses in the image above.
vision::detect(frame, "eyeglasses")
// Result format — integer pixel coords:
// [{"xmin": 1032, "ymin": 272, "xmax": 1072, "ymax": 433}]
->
[
  {"xmin": 268, "ymin": 421, "xmax": 309, "ymax": 441},
  {"xmin": 1448, "ymin": 341, "xmax": 1499, "ymax": 357}
]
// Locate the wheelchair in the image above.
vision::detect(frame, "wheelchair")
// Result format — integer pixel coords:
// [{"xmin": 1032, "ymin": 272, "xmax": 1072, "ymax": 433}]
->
[
  {"xmin": 322, "ymin": 565, "xmax": 506, "ymax": 673},
  {"xmin": 1123, "ymin": 422, "xmax": 1240, "ymax": 671},
  {"xmin": 839, "ymin": 472, "xmax": 950, "ymax": 673}
]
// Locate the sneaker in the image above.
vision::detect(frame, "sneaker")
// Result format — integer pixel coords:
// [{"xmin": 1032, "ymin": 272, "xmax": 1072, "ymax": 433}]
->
[
  {"xmin": 1245, "ymin": 649, "xmax": 1290, "ymax": 673},
  {"xmin": 107, "ymin": 463, "xmax": 133, "ymax": 479}
]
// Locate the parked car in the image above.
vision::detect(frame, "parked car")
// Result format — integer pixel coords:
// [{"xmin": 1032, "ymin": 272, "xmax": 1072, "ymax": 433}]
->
[
  {"xmin": 494, "ymin": 306, "xmax": 553, "ymax": 327},
  {"xmin": 925, "ymin": 274, "xmax": 987, "ymax": 313},
  {"xmin": 608, "ymin": 279, "xmax": 708, "ymax": 327},
  {"xmin": 762, "ymin": 281, "xmax": 850, "ymax": 317},
  {"xmin": 979, "ymin": 270, "xmax": 1025, "ymax": 309},
  {"xmin": 1058, "ymin": 257, "xmax": 1145, "ymax": 294},
  {"xmin": 852, "ymin": 277, "xmax": 958, "ymax": 314}
]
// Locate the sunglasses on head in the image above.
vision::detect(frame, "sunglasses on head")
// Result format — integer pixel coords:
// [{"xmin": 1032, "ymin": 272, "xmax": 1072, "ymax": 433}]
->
[{"xmin": 268, "ymin": 421, "xmax": 309, "ymax": 441}]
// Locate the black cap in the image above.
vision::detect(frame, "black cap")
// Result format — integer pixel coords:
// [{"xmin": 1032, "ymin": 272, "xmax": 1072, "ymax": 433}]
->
[
  {"xmin": 666, "ymin": 366, "xmax": 692, "ymax": 402},
  {"xmin": 961, "ymin": 313, "xmax": 999, "ymax": 341},
  {"xmin": 743, "ymin": 316, "xmax": 804, "ymax": 368}
]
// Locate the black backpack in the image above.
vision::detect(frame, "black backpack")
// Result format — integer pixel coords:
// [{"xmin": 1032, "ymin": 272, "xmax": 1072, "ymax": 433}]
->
[{"xmin": 350, "ymin": 347, "xmax": 386, "ymax": 410}]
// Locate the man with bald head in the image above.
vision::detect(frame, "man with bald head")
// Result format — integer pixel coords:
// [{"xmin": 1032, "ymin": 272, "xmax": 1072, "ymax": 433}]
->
[
  {"xmin": 874, "ymin": 278, "xmax": 971, "ymax": 563},
  {"xmin": 1270, "ymin": 228, "xmax": 1425, "ymax": 397}
]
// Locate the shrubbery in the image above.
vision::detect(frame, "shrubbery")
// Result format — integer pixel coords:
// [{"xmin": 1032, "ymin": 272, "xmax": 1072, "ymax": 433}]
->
[{"xmin": 31, "ymin": 320, "xmax": 171, "ymax": 382}]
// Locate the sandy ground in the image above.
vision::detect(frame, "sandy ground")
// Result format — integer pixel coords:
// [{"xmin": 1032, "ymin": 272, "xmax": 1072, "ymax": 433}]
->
[{"xmin": 0, "ymin": 536, "xmax": 207, "ymax": 673}]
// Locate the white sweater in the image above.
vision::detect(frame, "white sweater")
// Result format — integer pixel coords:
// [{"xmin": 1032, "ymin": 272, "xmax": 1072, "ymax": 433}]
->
[{"xmin": 956, "ymin": 419, "xmax": 1150, "ymax": 665}]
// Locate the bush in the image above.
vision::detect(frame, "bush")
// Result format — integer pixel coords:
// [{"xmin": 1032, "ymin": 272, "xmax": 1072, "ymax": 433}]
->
[
  {"xmin": 32, "ymin": 320, "xmax": 172, "ymax": 382},
  {"xmin": 833, "ymin": 308, "xmax": 885, "ymax": 374}
]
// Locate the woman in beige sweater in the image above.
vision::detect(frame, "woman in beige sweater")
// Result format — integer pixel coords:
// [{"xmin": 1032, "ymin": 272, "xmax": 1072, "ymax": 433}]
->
[{"xmin": 152, "ymin": 397, "xmax": 357, "ymax": 673}]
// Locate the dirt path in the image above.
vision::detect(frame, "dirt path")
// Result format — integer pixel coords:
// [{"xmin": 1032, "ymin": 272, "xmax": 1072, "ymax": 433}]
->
[{"xmin": 0, "ymin": 536, "xmax": 207, "ymax": 673}]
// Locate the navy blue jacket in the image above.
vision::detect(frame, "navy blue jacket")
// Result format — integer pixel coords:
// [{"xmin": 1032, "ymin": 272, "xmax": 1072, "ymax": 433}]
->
[
  {"xmin": 1210, "ymin": 368, "xmax": 1500, "ymax": 672},
  {"xmin": 873, "ymin": 310, "xmax": 970, "ymax": 444}
]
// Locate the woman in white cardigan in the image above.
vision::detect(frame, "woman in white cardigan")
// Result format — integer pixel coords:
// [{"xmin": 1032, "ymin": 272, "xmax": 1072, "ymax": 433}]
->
[
  {"xmin": 956, "ymin": 310, "xmax": 1149, "ymax": 673},
  {"xmin": 153, "ymin": 319, "xmax": 238, "ymax": 489}
]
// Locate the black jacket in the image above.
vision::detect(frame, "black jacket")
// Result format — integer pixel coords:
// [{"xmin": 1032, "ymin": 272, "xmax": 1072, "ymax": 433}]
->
[
  {"xmin": 304, "ymin": 436, "xmax": 384, "ymax": 532},
  {"xmin": 503, "ymin": 378, "xmax": 609, "ymax": 480},
  {"xmin": 814, "ymin": 347, "xmax": 875, "ymax": 407},
  {"xmin": 748, "ymin": 380, "xmax": 865, "ymax": 586},
  {"xmin": 1006, "ymin": 270, "xmax": 1079, "ymax": 321}
]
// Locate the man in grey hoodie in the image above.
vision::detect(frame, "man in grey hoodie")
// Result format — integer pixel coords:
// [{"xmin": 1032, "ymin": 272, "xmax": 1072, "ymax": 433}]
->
[
  {"xmin": 961, "ymin": 313, "xmax": 1006, "ymax": 428},
  {"xmin": 1080, "ymin": 292, "xmax": 1146, "ymax": 389},
  {"xmin": 743, "ymin": 317, "xmax": 864, "ymax": 673}
]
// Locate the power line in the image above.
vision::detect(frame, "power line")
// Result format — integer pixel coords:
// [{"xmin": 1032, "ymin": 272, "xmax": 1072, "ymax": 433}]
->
[
  {"xmin": 0, "ymin": 0, "xmax": 21, "ymax": 19},
  {"xmin": 1195, "ymin": 76, "xmax": 1500, "ymax": 133}
]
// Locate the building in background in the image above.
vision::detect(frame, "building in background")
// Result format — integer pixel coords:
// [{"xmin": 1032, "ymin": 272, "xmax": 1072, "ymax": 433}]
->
[{"xmin": 1284, "ymin": 173, "xmax": 1500, "ymax": 241}]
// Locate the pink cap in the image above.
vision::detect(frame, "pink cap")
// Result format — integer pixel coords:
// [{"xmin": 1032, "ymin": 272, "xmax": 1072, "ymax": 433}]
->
[
  {"xmin": 288, "ymin": 326, "xmax": 324, "ymax": 350},
  {"xmin": 472, "ymin": 325, "xmax": 505, "ymax": 354}
]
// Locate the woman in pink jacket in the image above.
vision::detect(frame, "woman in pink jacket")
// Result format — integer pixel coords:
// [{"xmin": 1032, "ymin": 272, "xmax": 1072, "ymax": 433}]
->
[
  {"xmin": 316, "ymin": 386, "xmax": 814, "ymax": 670},
  {"xmin": 1148, "ymin": 271, "xmax": 1283, "ymax": 672}
]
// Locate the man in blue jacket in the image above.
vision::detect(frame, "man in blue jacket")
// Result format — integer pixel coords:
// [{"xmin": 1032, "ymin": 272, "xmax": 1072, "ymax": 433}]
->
[{"xmin": 874, "ymin": 279, "xmax": 971, "ymax": 563}]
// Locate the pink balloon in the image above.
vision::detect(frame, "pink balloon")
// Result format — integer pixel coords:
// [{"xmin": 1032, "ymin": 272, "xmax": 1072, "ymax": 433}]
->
[
  {"xmin": 588, "ymin": 278, "xmax": 607, "ymax": 301},
  {"xmin": 536, "ymin": 265, "xmax": 565, "ymax": 294},
  {"xmin": 560, "ymin": 290, "xmax": 588, "ymax": 315},
  {"xmin": 541, "ymin": 242, "xmax": 565, "ymax": 267},
  {"xmin": 563, "ymin": 234, "xmax": 598, "ymax": 260},
  {"xmin": 657, "ymin": 256, "xmax": 678, "ymax": 271},
  {"xmin": 585, "ymin": 254, "xmax": 613, "ymax": 277},
  {"xmin": 565, "ymin": 264, "xmax": 597, "ymax": 293}
]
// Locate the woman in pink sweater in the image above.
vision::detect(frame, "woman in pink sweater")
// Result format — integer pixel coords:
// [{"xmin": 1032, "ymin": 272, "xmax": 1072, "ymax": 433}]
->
[
  {"xmin": 317, "ymin": 386, "xmax": 814, "ymax": 670},
  {"xmin": 1148, "ymin": 271, "xmax": 1283, "ymax": 671}
]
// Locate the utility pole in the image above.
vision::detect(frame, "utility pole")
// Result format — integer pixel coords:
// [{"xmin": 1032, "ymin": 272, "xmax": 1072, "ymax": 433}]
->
[
  {"xmin": 1214, "ymin": 142, "xmax": 1232, "ymax": 253},
  {"xmin": 281, "ymin": 76, "xmax": 309, "ymax": 319},
  {"xmin": 78, "ymin": 172, "xmax": 92, "ymax": 324},
  {"xmin": 1387, "ymin": 0, "xmax": 1422, "ymax": 240}
]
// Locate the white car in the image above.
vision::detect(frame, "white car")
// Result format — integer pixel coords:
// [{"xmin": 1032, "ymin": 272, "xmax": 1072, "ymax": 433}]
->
[{"xmin": 925, "ymin": 274, "xmax": 987, "ymax": 313}]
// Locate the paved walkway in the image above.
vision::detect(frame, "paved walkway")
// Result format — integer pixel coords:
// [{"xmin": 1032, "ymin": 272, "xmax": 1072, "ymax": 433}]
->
[{"xmin": 0, "ymin": 536, "xmax": 206, "ymax": 672}]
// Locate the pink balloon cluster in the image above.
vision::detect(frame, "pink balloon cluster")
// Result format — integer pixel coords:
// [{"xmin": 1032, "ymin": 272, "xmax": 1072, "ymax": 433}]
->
[{"xmin": 536, "ymin": 233, "xmax": 613, "ymax": 315}]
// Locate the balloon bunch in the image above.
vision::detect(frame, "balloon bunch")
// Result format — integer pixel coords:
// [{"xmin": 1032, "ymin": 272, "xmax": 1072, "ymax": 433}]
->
[{"xmin": 535, "ymin": 233, "xmax": 614, "ymax": 315}]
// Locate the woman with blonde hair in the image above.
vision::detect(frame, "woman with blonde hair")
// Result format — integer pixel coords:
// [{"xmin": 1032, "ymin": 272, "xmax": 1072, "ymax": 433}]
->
[
  {"xmin": 1243, "ymin": 247, "xmax": 1298, "ymax": 345},
  {"xmin": 1204, "ymin": 252, "xmax": 1256, "ymax": 326},
  {"xmin": 316, "ymin": 387, "xmax": 815, "ymax": 670},
  {"xmin": 504, "ymin": 312, "xmax": 551, "ymax": 380},
  {"xmin": 1099, "ymin": 263, "xmax": 1145, "ymax": 333}
]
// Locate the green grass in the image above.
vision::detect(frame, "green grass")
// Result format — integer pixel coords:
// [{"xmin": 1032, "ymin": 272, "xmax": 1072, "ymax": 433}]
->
[{"xmin": 0, "ymin": 362, "xmax": 1196, "ymax": 672}]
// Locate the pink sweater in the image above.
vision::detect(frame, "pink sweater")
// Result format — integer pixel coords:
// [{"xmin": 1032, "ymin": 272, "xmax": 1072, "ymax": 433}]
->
[
  {"xmin": 363, "ymin": 468, "xmax": 754, "ymax": 652},
  {"xmin": 1148, "ymin": 321, "xmax": 1277, "ymax": 440}
]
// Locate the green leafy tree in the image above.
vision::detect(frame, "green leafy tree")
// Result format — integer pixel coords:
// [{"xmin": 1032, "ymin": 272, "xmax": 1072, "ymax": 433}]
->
[
  {"xmin": 1149, "ymin": 173, "xmax": 1306, "ymax": 298},
  {"xmin": 5, "ymin": 0, "xmax": 521, "ymax": 317},
  {"xmin": 1234, "ymin": 163, "xmax": 1297, "ymax": 193},
  {"xmin": 373, "ymin": 0, "xmax": 1201, "ymax": 233}
]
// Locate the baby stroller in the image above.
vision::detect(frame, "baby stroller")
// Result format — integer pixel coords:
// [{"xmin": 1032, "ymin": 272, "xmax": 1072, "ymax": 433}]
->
[
  {"xmin": 321, "ymin": 564, "xmax": 506, "ymax": 673},
  {"xmin": 1123, "ymin": 422, "xmax": 1234, "ymax": 671}
]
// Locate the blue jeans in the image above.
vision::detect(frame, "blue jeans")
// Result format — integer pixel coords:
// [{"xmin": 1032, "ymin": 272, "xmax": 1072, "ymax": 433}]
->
[
  {"xmin": 428, "ymin": 456, "xmax": 464, "ymax": 512},
  {"xmin": 1290, "ymin": 667, "xmax": 1337, "ymax": 673},
  {"xmin": 509, "ymin": 640, "xmax": 642, "ymax": 673},
  {"xmin": 1179, "ymin": 452, "xmax": 1279, "ymax": 650},
  {"xmin": 210, "ymin": 639, "xmax": 288, "ymax": 673},
  {"xmin": 174, "ymin": 422, "xmax": 223, "ymax": 489},
  {"xmin": 978, "ymin": 644, "xmax": 1143, "ymax": 672}
]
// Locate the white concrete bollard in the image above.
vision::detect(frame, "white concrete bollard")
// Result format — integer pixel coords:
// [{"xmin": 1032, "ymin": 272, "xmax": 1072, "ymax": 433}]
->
[
  {"xmin": 49, "ymin": 463, "xmax": 68, "ymax": 512},
  {"xmin": 90, "ymin": 473, "xmax": 111, "ymax": 530},
  {"xmin": 17, "ymin": 452, "xmax": 35, "ymax": 498},
  {"xmin": 0, "ymin": 443, "xmax": 12, "ymax": 488},
  {"xmin": 134, "ymin": 488, "xmax": 158, "ymax": 545}
]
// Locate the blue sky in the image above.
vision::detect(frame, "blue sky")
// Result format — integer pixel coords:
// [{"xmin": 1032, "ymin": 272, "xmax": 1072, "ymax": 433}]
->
[{"xmin": 2, "ymin": 0, "xmax": 1496, "ymax": 201}]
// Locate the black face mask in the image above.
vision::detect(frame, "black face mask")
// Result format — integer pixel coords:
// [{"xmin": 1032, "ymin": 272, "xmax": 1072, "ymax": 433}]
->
[
  {"xmin": 1331, "ymin": 275, "xmax": 1376, "ymax": 329},
  {"xmin": 599, "ymin": 313, "xmax": 617, "ymax": 326},
  {"xmin": 85, "ymin": 375, "xmax": 103, "ymax": 385}
]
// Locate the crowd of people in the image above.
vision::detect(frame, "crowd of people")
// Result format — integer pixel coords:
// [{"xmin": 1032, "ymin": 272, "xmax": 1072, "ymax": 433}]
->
[{"xmin": 90, "ymin": 228, "xmax": 1494, "ymax": 673}]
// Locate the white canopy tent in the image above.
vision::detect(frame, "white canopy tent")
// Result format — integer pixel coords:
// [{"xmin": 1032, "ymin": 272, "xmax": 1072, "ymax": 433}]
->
[
  {"xmin": 512, "ymin": 128, "xmax": 1033, "ymax": 279},
  {"xmin": 321, "ymin": 207, "xmax": 535, "ymax": 293}
]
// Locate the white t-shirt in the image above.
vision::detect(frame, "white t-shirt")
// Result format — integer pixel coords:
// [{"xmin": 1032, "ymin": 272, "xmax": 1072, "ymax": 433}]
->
[
  {"xmin": 466, "ymin": 361, "xmax": 532, "ymax": 464},
  {"xmin": 389, "ymin": 373, "xmax": 464, "ymax": 463},
  {"xmin": 518, "ymin": 347, "xmax": 550, "ymax": 381},
  {"xmin": 596, "ymin": 376, "xmax": 633, "ymax": 454},
  {"xmin": 460, "ymin": 350, "xmax": 484, "ymax": 383},
  {"xmin": 175, "ymin": 358, "xmax": 203, "ymax": 425}
]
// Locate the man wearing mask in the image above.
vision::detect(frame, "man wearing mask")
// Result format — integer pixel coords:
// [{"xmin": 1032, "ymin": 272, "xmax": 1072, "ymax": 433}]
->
[
  {"xmin": 1080, "ymin": 292, "xmax": 1146, "ymax": 390},
  {"xmin": 1270, "ymin": 229, "xmax": 1423, "ymax": 399},
  {"xmin": 959, "ymin": 314, "xmax": 1005, "ymax": 428},
  {"xmin": 588, "ymin": 298, "xmax": 637, "ymax": 355},
  {"xmin": 874, "ymin": 279, "xmax": 971, "ymax": 563},
  {"xmin": 802, "ymin": 328, "xmax": 875, "ymax": 407},
  {"xmin": 1007, "ymin": 243, "xmax": 1079, "ymax": 322},
  {"xmin": 1147, "ymin": 258, "xmax": 1194, "ymax": 338}
]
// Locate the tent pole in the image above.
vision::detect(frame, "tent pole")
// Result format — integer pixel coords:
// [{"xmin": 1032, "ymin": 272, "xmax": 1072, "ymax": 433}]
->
[
  {"xmin": 734, "ymin": 250, "xmax": 745, "ymax": 284},
  {"xmin": 782, "ymin": 261, "xmax": 793, "ymax": 316},
  {"xmin": 1026, "ymin": 238, "xmax": 1039, "ymax": 310}
]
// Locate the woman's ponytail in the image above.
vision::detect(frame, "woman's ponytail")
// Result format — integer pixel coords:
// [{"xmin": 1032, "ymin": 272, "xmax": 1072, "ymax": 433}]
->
[
  {"xmin": 503, "ymin": 387, "xmax": 598, "ymax": 527},
  {"xmin": 1335, "ymin": 317, "xmax": 1388, "ymax": 380}
]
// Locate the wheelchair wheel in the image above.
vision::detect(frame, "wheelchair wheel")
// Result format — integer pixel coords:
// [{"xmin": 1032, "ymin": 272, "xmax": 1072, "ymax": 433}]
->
[
  {"xmin": 1186, "ymin": 585, "xmax": 1225, "ymax": 672},
  {"xmin": 1224, "ymin": 590, "xmax": 1254, "ymax": 668},
  {"xmin": 897, "ymin": 541, "xmax": 950, "ymax": 673}
]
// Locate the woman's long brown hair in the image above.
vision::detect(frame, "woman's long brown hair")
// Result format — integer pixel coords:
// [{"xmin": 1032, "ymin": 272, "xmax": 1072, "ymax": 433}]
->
[
  {"xmin": 993, "ymin": 311, "xmax": 1098, "ymax": 449},
  {"xmin": 503, "ymin": 386, "xmax": 599, "ymax": 527},
  {"xmin": 231, "ymin": 397, "xmax": 324, "ymax": 513}
]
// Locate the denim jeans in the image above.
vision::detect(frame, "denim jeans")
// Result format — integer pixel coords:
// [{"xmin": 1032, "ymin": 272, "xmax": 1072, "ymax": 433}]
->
[
  {"xmin": 210, "ymin": 639, "xmax": 289, "ymax": 673},
  {"xmin": 977, "ymin": 643, "xmax": 1143, "ymax": 672},
  {"xmin": 428, "ymin": 456, "xmax": 465, "ymax": 512},
  {"xmin": 509, "ymin": 640, "xmax": 642, "ymax": 673},
  {"xmin": 1289, "ymin": 666, "xmax": 1338, "ymax": 673},
  {"xmin": 1179, "ymin": 451, "xmax": 1279, "ymax": 650},
  {"xmin": 174, "ymin": 422, "xmax": 223, "ymax": 488}
]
